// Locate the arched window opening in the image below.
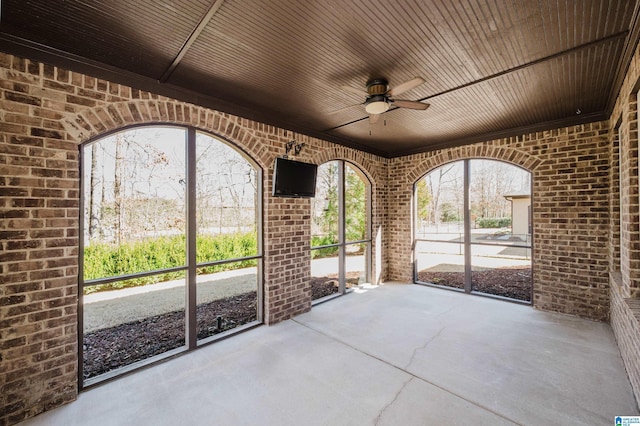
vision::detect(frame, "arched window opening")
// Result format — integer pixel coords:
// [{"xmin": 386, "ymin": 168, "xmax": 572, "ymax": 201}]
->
[
  {"xmin": 310, "ymin": 160, "xmax": 371, "ymax": 302},
  {"xmin": 414, "ymin": 159, "xmax": 532, "ymax": 303},
  {"xmin": 80, "ymin": 126, "xmax": 262, "ymax": 386}
]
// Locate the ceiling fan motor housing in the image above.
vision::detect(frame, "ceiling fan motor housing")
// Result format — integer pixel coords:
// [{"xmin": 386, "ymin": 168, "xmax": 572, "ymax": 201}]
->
[{"xmin": 366, "ymin": 78, "xmax": 389, "ymax": 95}]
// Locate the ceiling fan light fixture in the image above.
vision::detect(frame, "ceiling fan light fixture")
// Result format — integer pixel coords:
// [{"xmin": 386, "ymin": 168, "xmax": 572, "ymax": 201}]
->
[{"xmin": 365, "ymin": 95, "xmax": 390, "ymax": 114}]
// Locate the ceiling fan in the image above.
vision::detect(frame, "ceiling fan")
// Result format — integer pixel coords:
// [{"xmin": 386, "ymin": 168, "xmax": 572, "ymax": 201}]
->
[{"xmin": 338, "ymin": 77, "xmax": 430, "ymax": 124}]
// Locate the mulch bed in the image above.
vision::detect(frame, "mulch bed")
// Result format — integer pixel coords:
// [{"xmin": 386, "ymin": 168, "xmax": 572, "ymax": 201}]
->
[
  {"xmin": 310, "ymin": 273, "xmax": 362, "ymax": 300},
  {"xmin": 417, "ymin": 267, "xmax": 532, "ymax": 301},
  {"xmin": 83, "ymin": 291, "xmax": 257, "ymax": 379},
  {"xmin": 311, "ymin": 278, "xmax": 340, "ymax": 300}
]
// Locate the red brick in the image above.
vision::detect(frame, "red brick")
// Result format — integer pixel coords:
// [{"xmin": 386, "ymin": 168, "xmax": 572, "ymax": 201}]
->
[{"xmin": 5, "ymin": 91, "xmax": 41, "ymax": 106}]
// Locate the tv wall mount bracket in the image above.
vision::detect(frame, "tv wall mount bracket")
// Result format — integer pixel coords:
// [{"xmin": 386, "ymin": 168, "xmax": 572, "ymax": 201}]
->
[{"xmin": 284, "ymin": 140, "xmax": 305, "ymax": 158}]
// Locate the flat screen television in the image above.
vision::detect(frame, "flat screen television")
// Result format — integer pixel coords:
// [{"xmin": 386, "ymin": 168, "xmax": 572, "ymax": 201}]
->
[{"xmin": 272, "ymin": 157, "xmax": 317, "ymax": 198}]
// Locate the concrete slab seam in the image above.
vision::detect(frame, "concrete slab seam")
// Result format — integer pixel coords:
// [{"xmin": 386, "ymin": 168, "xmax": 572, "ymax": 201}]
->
[{"xmin": 290, "ymin": 318, "xmax": 522, "ymax": 425}]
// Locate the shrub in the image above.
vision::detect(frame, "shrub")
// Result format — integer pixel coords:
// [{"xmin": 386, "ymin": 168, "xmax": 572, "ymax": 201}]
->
[
  {"xmin": 84, "ymin": 232, "xmax": 257, "ymax": 293},
  {"xmin": 311, "ymin": 234, "xmax": 339, "ymax": 259},
  {"xmin": 475, "ymin": 217, "xmax": 511, "ymax": 229}
]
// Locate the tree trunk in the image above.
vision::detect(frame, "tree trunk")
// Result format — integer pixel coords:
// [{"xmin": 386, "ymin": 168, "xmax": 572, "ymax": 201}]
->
[
  {"xmin": 88, "ymin": 143, "xmax": 99, "ymax": 240},
  {"xmin": 114, "ymin": 135, "xmax": 124, "ymax": 244},
  {"xmin": 100, "ymin": 153, "xmax": 106, "ymax": 240}
]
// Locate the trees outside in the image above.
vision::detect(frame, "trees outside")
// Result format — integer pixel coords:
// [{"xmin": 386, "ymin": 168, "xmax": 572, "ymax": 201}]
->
[
  {"xmin": 470, "ymin": 160, "xmax": 528, "ymax": 220},
  {"xmin": 83, "ymin": 128, "xmax": 185, "ymax": 247},
  {"xmin": 83, "ymin": 128, "xmax": 259, "ymax": 280},
  {"xmin": 88, "ymin": 143, "xmax": 100, "ymax": 240},
  {"xmin": 345, "ymin": 165, "xmax": 367, "ymax": 242},
  {"xmin": 312, "ymin": 161, "xmax": 339, "ymax": 246},
  {"xmin": 427, "ymin": 163, "xmax": 461, "ymax": 226},
  {"xmin": 439, "ymin": 202, "xmax": 460, "ymax": 223},
  {"xmin": 311, "ymin": 161, "xmax": 369, "ymax": 252},
  {"xmin": 415, "ymin": 163, "xmax": 463, "ymax": 233},
  {"xmin": 415, "ymin": 160, "xmax": 530, "ymax": 233},
  {"xmin": 415, "ymin": 179, "xmax": 430, "ymax": 224},
  {"xmin": 83, "ymin": 129, "xmax": 260, "ymax": 247},
  {"xmin": 310, "ymin": 161, "xmax": 369, "ymax": 298},
  {"xmin": 195, "ymin": 133, "xmax": 257, "ymax": 236}
]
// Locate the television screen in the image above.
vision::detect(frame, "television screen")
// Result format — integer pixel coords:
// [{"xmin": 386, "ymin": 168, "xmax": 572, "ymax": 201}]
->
[{"xmin": 272, "ymin": 157, "xmax": 317, "ymax": 198}]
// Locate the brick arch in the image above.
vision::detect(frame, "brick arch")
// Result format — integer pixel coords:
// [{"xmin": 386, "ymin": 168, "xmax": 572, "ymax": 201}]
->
[
  {"xmin": 61, "ymin": 99, "xmax": 270, "ymax": 170},
  {"xmin": 404, "ymin": 143, "xmax": 542, "ymax": 185},
  {"xmin": 309, "ymin": 144, "xmax": 385, "ymax": 285},
  {"xmin": 310, "ymin": 145, "xmax": 379, "ymax": 186}
]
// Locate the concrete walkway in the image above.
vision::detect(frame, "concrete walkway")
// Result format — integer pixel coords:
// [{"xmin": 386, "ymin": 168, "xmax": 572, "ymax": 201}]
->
[{"xmin": 25, "ymin": 283, "xmax": 638, "ymax": 425}]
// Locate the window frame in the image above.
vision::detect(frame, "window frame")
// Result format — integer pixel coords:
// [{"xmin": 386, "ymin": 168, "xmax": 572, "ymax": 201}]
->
[
  {"xmin": 310, "ymin": 160, "xmax": 372, "ymax": 303},
  {"xmin": 412, "ymin": 158, "xmax": 533, "ymax": 304},
  {"xmin": 78, "ymin": 124, "xmax": 263, "ymax": 388}
]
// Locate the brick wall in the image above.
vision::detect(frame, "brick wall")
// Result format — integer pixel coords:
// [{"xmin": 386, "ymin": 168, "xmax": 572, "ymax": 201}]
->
[
  {"xmin": 0, "ymin": 53, "xmax": 388, "ymax": 425},
  {"xmin": 610, "ymin": 126, "xmax": 622, "ymax": 278},
  {"xmin": 608, "ymin": 36, "xmax": 640, "ymax": 406},
  {"xmin": 1, "ymin": 55, "xmax": 80, "ymax": 424},
  {"xmin": 611, "ymin": 277, "xmax": 640, "ymax": 403},
  {"xmin": 387, "ymin": 125, "xmax": 611, "ymax": 321},
  {"xmin": 264, "ymin": 171, "xmax": 313, "ymax": 323}
]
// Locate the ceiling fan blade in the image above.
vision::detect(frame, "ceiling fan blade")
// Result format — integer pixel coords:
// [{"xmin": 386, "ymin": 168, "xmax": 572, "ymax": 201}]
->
[
  {"xmin": 392, "ymin": 99, "xmax": 430, "ymax": 110},
  {"xmin": 341, "ymin": 85, "xmax": 368, "ymax": 97},
  {"xmin": 369, "ymin": 113, "xmax": 380, "ymax": 124},
  {"xmin": 388, "ymin": 77, "xmax": 425, "ymax": 97}
]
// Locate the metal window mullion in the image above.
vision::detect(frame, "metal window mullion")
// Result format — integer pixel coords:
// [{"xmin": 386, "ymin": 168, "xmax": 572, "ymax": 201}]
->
[
  {"xmin": 82, "ymin": 266, "xmax": 188, "ymax": 287},
  {"xmin": 463, "ymin": 159, "xmax": 472, "ymax": 293},
  {"xmin": 412, "ymin": 238, "xmax": 418, "ymax": 283},
  {"xmin": 415, "ymin": 238, "xmax": 531, "ymax": 249},
  {"xmin": 338, "ymin": 161, "xmax": 346, "ymax": 293},
  {"xmin": 365, "ymin": 179, "xmax": 372, "ymax": 283},
  {"xmin": 529, "ymin": 175, "xmax": 534, "ymax": 301},
  {"xmin": 618, "ymin": 128, "xmax": 623, "ymax": 272},
  {"xmin": 196, "ymin": 255, "xmax": 262, "ymax": 269},
  {"xmin": 312, "ymin": 239, "xmax": 371, "ymax": 251},
  {"xmin": 186, "ymin": 127, "xmax": 197, "ymax": 350},
  {"xmin": 342, "ymin": 238, "xmax": 372, "ymax": 246},
  {"xmin": 412, "ymin": 180, "xmax": 417, "ymax": 283},
  {"xmin": 255, "ymin": 165, "xmax": 264, "ymax": 323},
  {"xmin": 464, "ymin": 241, "xmax": 532, "ymax": 249},
  {"xmin": 310, "ymin": 243, "xmax": 341, "ymax": 250},
  {"xmin": 78, "ymin": 144, "xmax": 85, "ymax": 389}
]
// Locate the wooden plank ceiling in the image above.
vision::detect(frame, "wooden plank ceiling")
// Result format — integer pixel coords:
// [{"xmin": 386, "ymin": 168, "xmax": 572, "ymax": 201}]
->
[{"xmin": 0, "ymin": 0, "xmax": 638, "ymax": 157}]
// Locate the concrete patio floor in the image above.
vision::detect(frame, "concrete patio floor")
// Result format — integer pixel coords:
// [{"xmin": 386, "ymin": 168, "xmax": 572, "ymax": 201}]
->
[{"xmin": 21, "ymin": 283, "xmax": 639, "ymax": 425}]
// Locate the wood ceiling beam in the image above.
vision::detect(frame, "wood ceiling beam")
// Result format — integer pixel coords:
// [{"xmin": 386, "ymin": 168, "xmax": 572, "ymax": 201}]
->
[
  {"xmin": 326, "ymin": 31, "xmax": 629, "ymax": 132},
  {"xmin": 159, "ymin": 0, "xmax": 225, "ymax": 83}
]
